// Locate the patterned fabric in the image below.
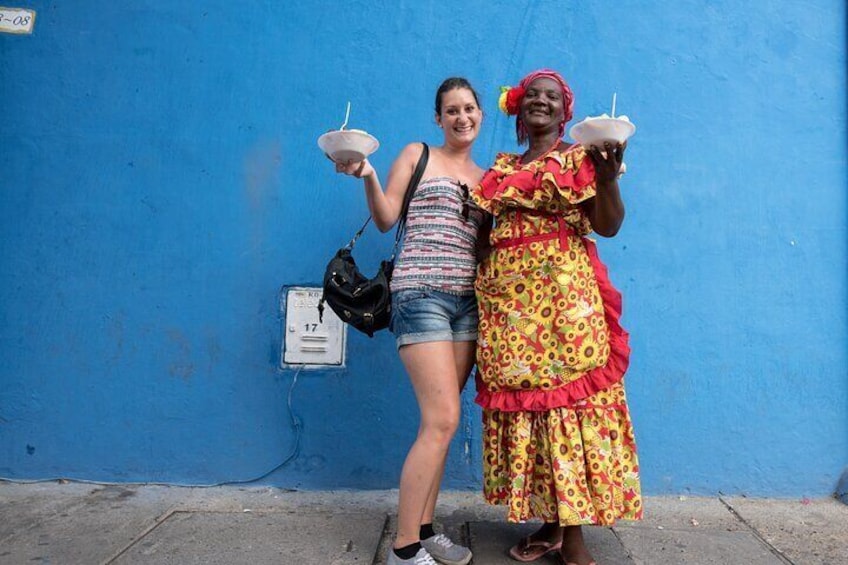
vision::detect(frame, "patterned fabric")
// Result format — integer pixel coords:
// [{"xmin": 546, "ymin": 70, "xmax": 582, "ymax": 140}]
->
[
  {"xmin": 471, "ymin": 144, "xmax": 641, "ymax": 525},
  {"xmin": 391, "ymin": 177, "xmax": 483, "ymax": 295},
  {"xmin": 482, "ymin": 382, "xmax": 642, "ymax": 525},
  {"xmin": 472, "ymin": 146, "xmax": 630, "ymax": 410}
]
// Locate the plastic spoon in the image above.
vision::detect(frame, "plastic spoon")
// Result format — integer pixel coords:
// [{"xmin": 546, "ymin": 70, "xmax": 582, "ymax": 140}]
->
[{"xmin": 340, "ymin": 101, "xmax": 351, "ymax": 131}]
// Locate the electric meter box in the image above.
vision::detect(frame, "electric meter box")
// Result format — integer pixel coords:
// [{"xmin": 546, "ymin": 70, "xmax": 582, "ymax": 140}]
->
[{"xmin": 281, "ymin": 287, "xmax": 347, "ymax": 367}]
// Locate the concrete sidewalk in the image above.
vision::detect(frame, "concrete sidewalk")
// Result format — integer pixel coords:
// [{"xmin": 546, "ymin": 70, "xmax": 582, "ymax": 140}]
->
[{"xmin": 0, "ymin": 482, "xmax": 845, "ymax": 564}]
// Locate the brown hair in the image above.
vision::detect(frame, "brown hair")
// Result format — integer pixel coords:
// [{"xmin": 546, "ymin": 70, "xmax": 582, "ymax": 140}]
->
[{"xmin": 434, "ymin": 77, "xmax": 481, "ymax": 115}]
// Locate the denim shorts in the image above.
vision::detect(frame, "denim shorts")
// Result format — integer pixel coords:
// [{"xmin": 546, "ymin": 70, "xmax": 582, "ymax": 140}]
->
[{"xmin": 389, "ymin": 288, "xmax": 479, "ymax": 349}]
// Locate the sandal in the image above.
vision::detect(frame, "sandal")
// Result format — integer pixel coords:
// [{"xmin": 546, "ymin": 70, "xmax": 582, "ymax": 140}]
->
[{"xmin": 508, "ymin": 536, "xmax": 563, "ymax": 562}]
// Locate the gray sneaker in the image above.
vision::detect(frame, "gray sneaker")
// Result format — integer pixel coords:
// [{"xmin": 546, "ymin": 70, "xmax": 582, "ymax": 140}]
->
[
  {"xmin": 386, "ymin": 547, "xmax": 438, "ymax": 565},
  {"xmin": 420, "ymin": 533, "xmax": 473, "ymax": 565}
]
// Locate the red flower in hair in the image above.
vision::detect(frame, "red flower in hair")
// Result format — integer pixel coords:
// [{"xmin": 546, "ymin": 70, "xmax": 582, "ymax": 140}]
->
[
  {"xmin": 499, "ymin": 85, "xmax": 526, "ymax": 115},
  {"xmin": 506, "ymin": 86, "xmax": 525, "ymax": 115}
]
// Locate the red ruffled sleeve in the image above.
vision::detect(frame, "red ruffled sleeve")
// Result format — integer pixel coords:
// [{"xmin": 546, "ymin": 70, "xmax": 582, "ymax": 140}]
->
[
  {"xmin": 543, "ymin": 145, "xmax": 597, "ymax": 206},
  {"xmin": 472, "ymin": 153, "xmax": 518, "ymax": 215},
  {"xmin": 473, "ymin": 145, "xmax": 598, "ymax": 214}
]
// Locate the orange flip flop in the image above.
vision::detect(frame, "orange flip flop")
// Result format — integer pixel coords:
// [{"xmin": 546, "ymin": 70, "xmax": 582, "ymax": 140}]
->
[{"xmin": 508, "ymin": 537, "xmax": 563, "ymax": 562}]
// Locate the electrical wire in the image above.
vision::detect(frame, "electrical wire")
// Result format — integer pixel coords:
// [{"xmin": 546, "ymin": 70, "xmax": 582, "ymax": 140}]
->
[
  {"xmin": 0, "ymin": 365, "xmax": 305, "ymax": 489},
  {"xmin": 210, "ymin": 364, "xmax": 304, "ymax": 486}
]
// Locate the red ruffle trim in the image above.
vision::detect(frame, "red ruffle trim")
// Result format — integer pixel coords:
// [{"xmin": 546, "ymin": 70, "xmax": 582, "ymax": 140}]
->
[
  {"xmin": 475, "ymin": 237, "xmax": 631, "ymax": 412},
  {"xmin": 479, "ymin": 150, "xmax": 595, "ymax": 200}
]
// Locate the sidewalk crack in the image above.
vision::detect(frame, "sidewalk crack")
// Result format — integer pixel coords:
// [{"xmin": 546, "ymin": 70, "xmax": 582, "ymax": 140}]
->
[
  {"xmin": 718, "ymin": 497, "xmax": 795, "ymax": 565},
  {"xmin": 370, "ymin": 513, "xmax": 392, "ymax": 565},
  {"xmin": 99, "ymin": 508, "xmax": 179, "ymax": 565}
]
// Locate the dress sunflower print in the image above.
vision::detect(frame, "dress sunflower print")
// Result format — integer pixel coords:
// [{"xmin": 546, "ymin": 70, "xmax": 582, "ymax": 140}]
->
[{"xmin": 472, "ymin": 144, "xmax": 642, "ymax": 525}]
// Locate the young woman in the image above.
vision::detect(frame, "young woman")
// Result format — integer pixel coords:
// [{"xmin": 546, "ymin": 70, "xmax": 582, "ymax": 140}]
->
[{"xmin": 334, "ymin": 77, "xmax": 485, "ymax": 565}]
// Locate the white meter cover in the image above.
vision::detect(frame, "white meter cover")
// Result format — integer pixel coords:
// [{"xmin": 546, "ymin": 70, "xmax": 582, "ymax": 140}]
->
[{"xmin": 282, "ymin": 287, "xmax": 347, "ymax": 366}]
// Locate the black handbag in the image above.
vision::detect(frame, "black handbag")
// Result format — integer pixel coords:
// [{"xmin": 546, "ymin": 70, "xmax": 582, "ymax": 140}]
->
[{"xmin": 318, "ymin": 143, "xmax": 429, "ymax": 337}]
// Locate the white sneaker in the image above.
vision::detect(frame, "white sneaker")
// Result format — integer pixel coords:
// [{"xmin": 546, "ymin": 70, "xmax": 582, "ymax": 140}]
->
[
  {"xmin": 386, "ymin": 547, "xmax": 438, "ymax": 565},
  {"xmin": 420, "ymin": 533, "xmax": 473, "ymax": 565}
]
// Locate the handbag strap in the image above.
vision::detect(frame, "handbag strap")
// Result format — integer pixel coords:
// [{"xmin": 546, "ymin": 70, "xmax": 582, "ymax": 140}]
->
[
  {"xmin": 391, "ymin": 142, "xmax": 429, "ymax": 258},
  {"xmin": 344, "ymin": 216, "xmax": 373, "ymax": 250},
  {"xmin": 345, "ymin": 143, "xmax": 430, "ymax": 252},
  {"xmin": 320, "ymin": 144, "xmax": 429, "ymax": 325}
]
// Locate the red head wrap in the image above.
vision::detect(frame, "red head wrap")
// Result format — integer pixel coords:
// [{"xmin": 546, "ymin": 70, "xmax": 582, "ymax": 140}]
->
[{"xmin": 514, "ymin": 68, "xmax": 575, "ymax": 145}]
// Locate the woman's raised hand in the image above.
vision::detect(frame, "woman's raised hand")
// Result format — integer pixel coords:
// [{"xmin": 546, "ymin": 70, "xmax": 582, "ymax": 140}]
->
[
  {"xmin": 334, "ymin": 158, "xmax": 374, "ymax": 179},
  {"xmin": 587, "ymin": 142, "xmax": 626, "ymax": 184}
]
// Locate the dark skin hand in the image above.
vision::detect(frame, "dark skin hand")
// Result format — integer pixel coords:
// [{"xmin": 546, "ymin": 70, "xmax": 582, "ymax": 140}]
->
[{"xmin": 581, "ymin": 141, "xmax": 627, "ymax": 237}]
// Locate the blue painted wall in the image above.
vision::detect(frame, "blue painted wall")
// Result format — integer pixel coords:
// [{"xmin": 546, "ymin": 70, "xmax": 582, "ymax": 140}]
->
[{"xmin": 1, "ymin": 1, "xmax": 845, "ymax": 496}]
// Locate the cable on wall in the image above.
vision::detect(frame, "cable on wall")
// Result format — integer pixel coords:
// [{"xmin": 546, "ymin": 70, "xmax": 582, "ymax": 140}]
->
[{"xmin": 0, "ymin": 365, "xmax": 305, "ymax": 488}]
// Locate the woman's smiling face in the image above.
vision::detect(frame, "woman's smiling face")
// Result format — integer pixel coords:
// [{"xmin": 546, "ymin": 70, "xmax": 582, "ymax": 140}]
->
[
  {"xmin": 519, "ymin": 77, "xmax": 565, "ymax": 134},
  {"xmin": 436, "ymin": 87, "xmax": 482, "ymax": 145}
]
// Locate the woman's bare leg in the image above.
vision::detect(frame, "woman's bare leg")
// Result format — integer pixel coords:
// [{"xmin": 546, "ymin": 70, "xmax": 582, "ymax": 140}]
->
[
  {"xmin": 393, "ymin": 341, "xmax": 463, "ymax": 548},
  {"xmin": 560, "ymin": 525, "xmax": 595, "ymax": 565},
  {"xmin": 419, "ymin": 341, "xmax": 476, "ymax": 526}
]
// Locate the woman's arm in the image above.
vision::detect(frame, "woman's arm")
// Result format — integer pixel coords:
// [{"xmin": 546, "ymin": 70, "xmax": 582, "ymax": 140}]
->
[
  {"xmin": 582, "ymin": 142, "xmax": 626, "ymax": 237},
  {"xmin": 335, "ymin": 143, "xmax": 423, "ymax": 233}
]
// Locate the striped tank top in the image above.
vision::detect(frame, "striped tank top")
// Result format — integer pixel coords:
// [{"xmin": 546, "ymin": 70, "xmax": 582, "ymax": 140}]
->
[{"xmin": 391, "ymin": 176, "xmax": 483, "ymax": 295}]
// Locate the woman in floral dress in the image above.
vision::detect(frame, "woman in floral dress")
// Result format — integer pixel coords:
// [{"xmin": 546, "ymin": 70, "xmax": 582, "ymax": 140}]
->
[{"xmin": 471, "ymin": 69, "xmax": 642, "ymax": 565}]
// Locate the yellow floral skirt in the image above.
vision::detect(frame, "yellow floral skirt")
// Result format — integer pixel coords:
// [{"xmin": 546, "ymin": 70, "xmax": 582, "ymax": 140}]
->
[{"xmin": 482, "ymin": 381, "xmax": 642, "ymax": 525}]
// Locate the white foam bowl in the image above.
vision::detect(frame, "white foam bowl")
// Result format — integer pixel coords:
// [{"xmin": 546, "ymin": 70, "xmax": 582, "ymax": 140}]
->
[
  {"xmin": 318, "ymin": 129, "xmax": 379, "ymax": 163},
  {"xmin": 569, "ymin": 117, "xmax": 636, "ymax": 148}
]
